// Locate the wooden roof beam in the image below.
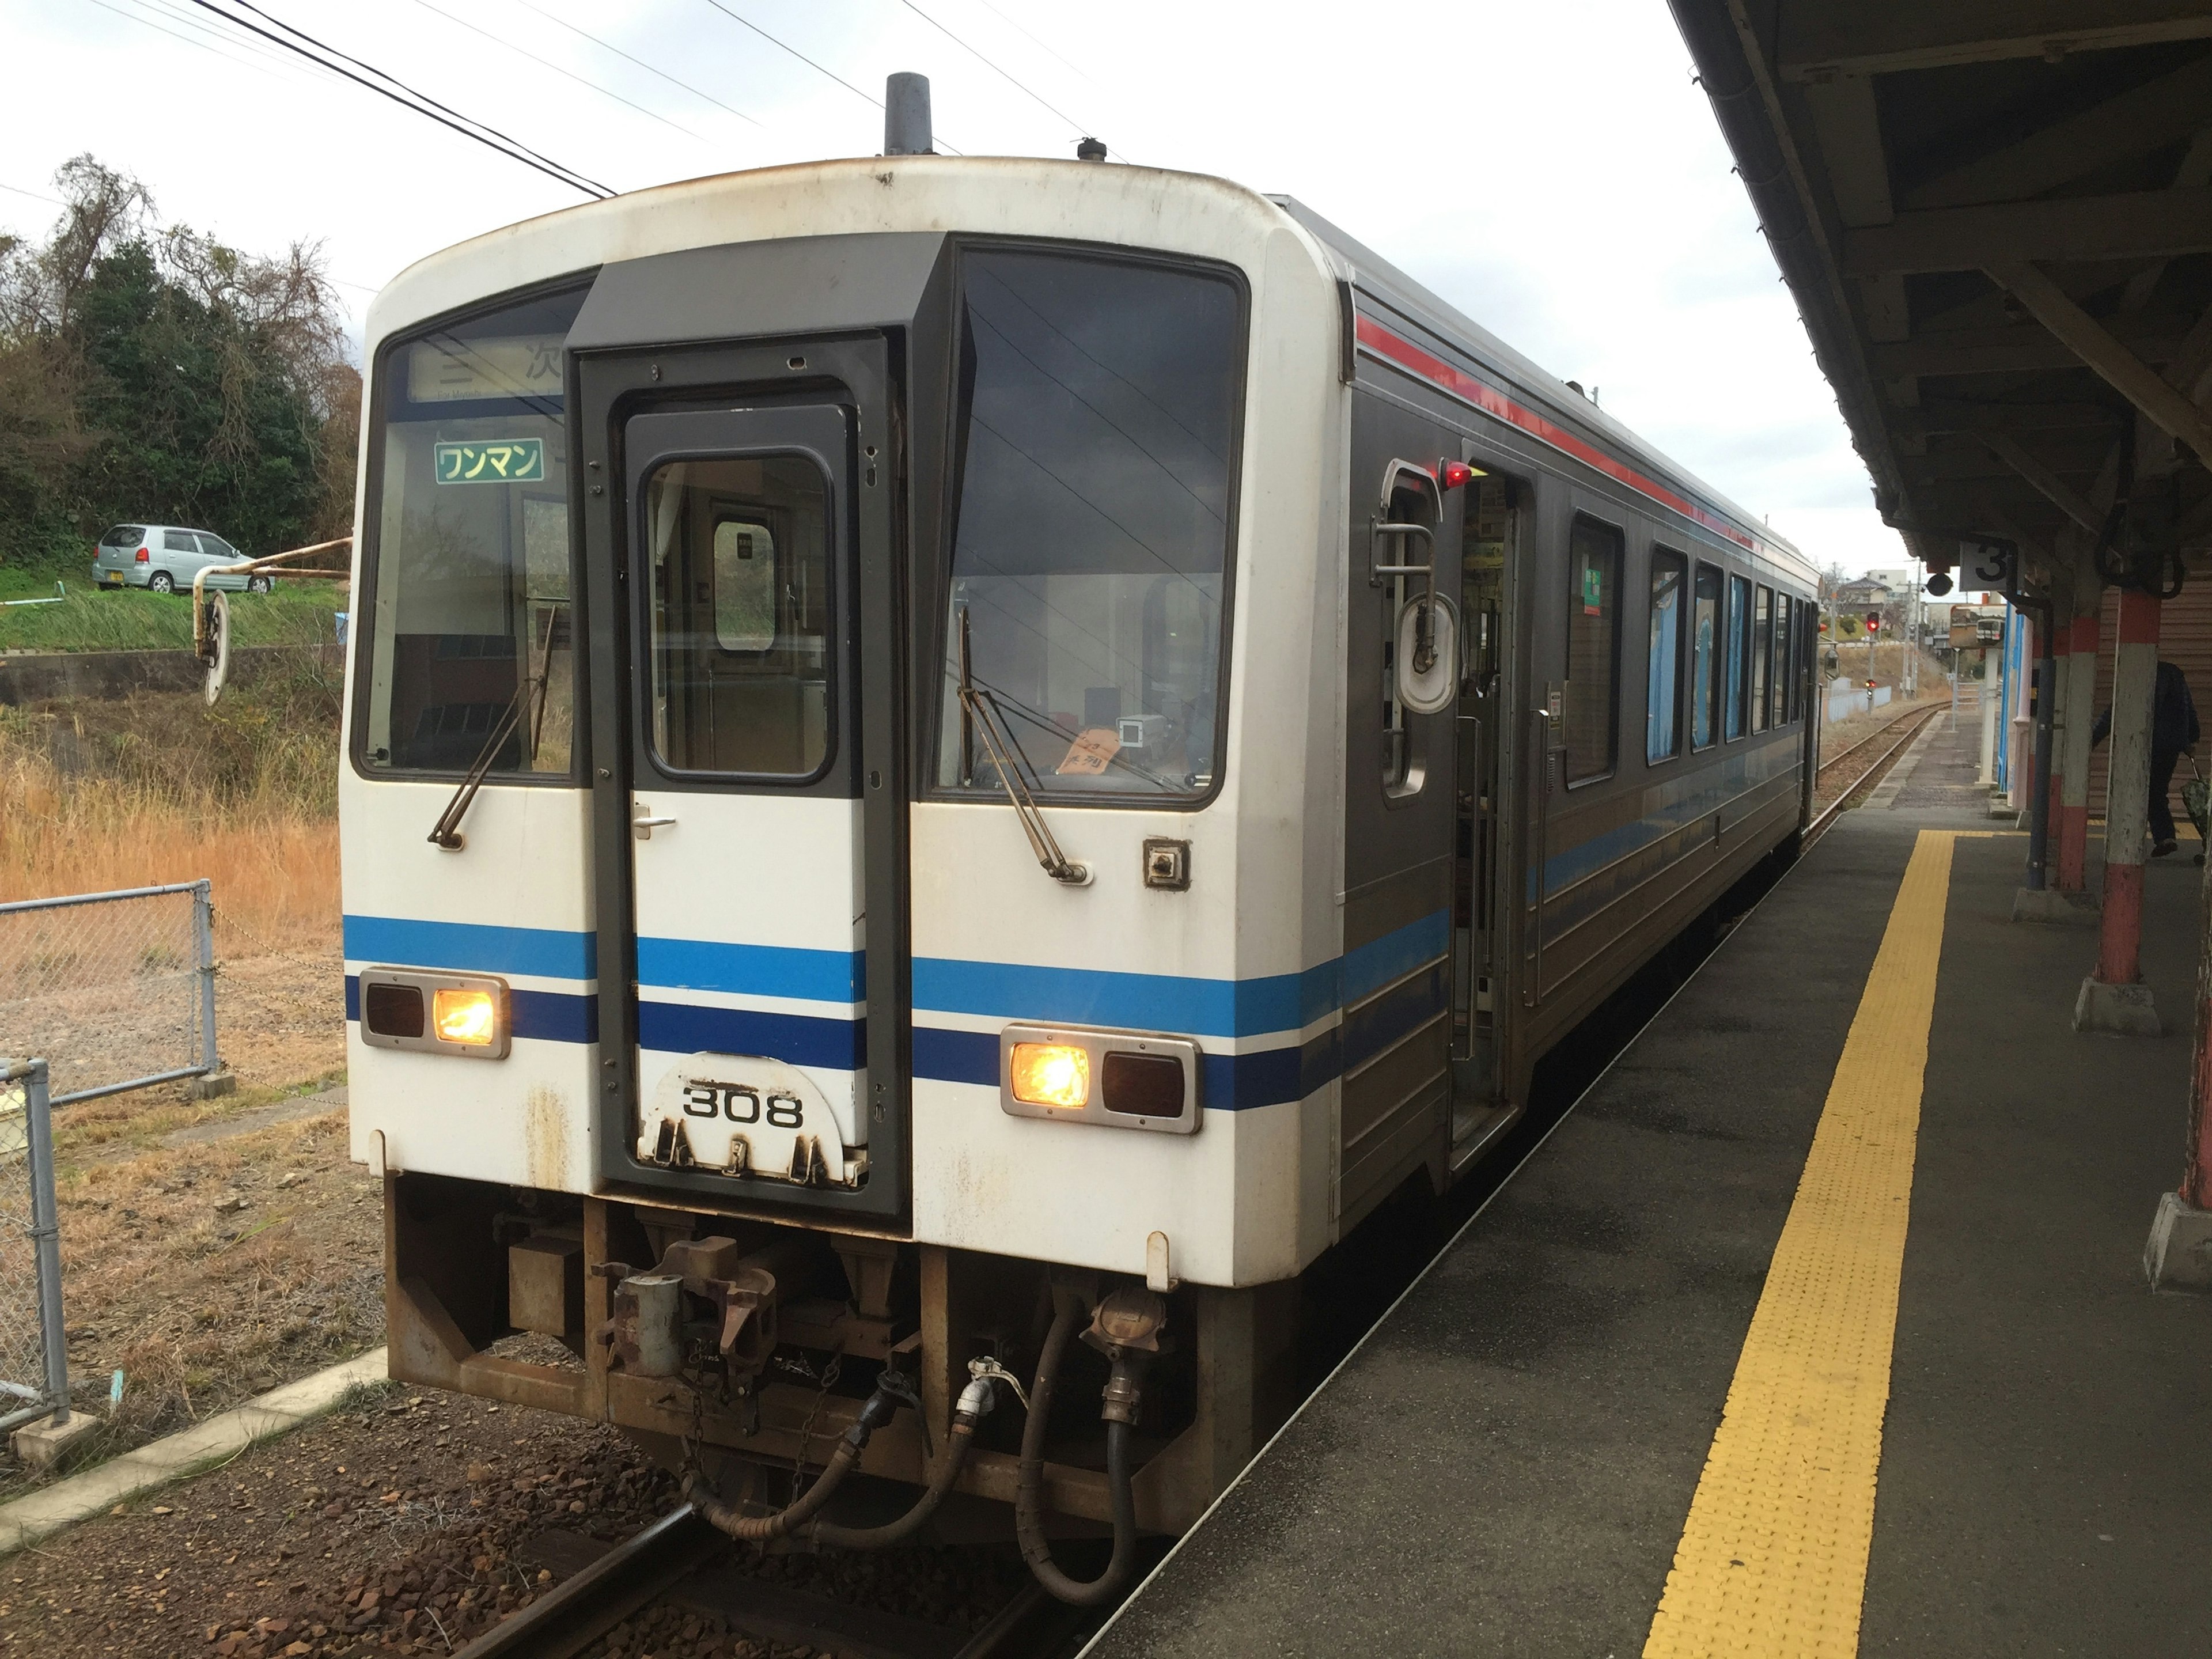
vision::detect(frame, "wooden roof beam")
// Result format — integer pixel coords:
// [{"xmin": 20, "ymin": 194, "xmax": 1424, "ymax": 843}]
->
[
  {"xmin": 1975, "ymin": 431, "xmax": 2105, "ymax": 534},
  {"xmin": 1900, "ymin": 56, "xmax": 2212, "ymax": 211},
  {"xmin": 1845, "ymin": 188, "xmax": 2212, "ymax": 274},
  {"xmin": 1868, "ymin": 316, "xmax": 2185, "ymax": 378},
  {"xmin": 1988, "ymin": 261, "xmax": 2212, "ymax": 469},
  {"xmin": 1779, "ymin": 3, "xmax": 2212, "ymax": 79}
]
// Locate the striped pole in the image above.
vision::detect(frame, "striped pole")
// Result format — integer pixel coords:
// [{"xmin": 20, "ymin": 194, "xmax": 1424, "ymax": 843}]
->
[
  {"xmin": 2096, "ymin": 589, "xmax": 2160, "ymax": 986},
  {"xmin": 2055, "ymin": 612, "xmax": 2100, "ymax": 891}
]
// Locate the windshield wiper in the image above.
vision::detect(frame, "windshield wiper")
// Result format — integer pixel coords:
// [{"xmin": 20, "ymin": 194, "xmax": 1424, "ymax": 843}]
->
[
  {"xmin": 955, "ymin": 612, "xmax": 1089, "ymax": 887},
  {"xmin": 427, "ymin": 604, "xmax": 562, "ymax": 850}
]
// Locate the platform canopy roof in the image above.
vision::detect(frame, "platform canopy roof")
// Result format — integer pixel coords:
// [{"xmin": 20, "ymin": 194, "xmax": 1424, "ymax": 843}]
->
[{"xmin": 1666, "ymin": 1, "xmax": 2212, "ymax": 604}]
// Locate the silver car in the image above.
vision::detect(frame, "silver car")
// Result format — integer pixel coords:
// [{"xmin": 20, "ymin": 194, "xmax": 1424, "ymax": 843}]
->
[{"xmin": 93, "ymin": 524, "xmax": 271, "ymax": 594}]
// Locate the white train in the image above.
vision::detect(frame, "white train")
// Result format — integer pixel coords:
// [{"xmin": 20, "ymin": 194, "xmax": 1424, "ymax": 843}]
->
[{"xmin": 343, "ymin": 109, "xmax": 1817, "ymax": 1599}]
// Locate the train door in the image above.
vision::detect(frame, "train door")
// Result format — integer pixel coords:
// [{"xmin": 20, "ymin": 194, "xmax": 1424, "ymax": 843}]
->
[
  {"xmin": 1338, "ymin": 410, "xmax": 1460, "ymax": 1233},
  {"xmin": 1449, "ymin": 460, "xmax": 1521, "ymax": 1164},
  {"xmin": 580, "ymin": 338, "xmax": 909, "ymax": 1224}
]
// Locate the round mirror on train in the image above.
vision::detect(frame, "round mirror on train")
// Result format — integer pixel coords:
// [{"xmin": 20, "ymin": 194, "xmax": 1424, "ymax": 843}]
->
[{"xmin": 1395, "ymin": 593, "xmax": 1459, "ymax": 715}]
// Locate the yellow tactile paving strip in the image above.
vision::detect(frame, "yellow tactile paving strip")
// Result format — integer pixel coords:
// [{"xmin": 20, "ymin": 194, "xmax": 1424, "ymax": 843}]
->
[{"xmin": 1643, "ymin": 830, "xmax": 1961, "ymax": 1659}]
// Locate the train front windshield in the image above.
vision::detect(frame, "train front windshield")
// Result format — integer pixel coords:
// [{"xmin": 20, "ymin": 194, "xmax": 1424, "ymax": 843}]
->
[
  {"xmin": 936, "ymin": 251, "xmax": 1243, "ymax": 800},
  {"xmin": 358, "ymin": 286, "xmax": 588, "ymax": 778}
]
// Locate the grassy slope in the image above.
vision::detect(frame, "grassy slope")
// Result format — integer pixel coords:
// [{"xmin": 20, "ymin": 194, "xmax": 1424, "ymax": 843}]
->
[{"xmin": 0, "ymin": 563, "xmax": 346, "ymax": 653}]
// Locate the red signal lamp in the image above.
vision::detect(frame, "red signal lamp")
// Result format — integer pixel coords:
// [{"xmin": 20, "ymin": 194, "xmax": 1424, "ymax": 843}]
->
[
  {"xmin": 1864, "ymin": 612, "xmax": 1881, "ymax": 632},
  {"xmin": 1435, "ymin": 460, "xmax": 1480, "ymax": 491}
]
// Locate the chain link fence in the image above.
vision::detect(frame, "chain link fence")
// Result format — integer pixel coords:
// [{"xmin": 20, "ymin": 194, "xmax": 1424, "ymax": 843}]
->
[
  {"xmin": 0, "ymin": 1059, "xmax": 67, "ymax": 1433},
  {"xmin": 0, "ymin": 880, "xmax": 218, "ymax": 1105}
]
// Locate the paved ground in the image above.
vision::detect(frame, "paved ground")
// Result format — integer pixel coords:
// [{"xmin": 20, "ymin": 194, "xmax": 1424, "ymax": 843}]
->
[{"xmin": 1086, "ymin": 736, "xmax": 2212, "ymax": 1657}]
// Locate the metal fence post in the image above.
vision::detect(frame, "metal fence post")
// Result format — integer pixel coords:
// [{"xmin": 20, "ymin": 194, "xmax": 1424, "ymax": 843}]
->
[
  {"xmin": 194, "ymin": 879, "xmax": 219, "ymax": 1076},
  {"xmin": 23, "ymin": 1061, "xmax": 67, "ymax": 1425}
]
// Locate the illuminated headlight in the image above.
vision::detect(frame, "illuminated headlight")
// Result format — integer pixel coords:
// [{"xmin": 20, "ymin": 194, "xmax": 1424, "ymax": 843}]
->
[
  {"xmin": 1010, "ymin": 1043, "xmax": 1089, "ymax": 1108},
  {"xmin": 358, "ymin": 968, "xmax": 510, "ymax": 1059},
  {"xmin": 433, "ymin": 988, "xmax": 499, "ymax": 1046},
  {"xmin": 999, "ymin": 1025, "xmax": 1200, "ymax": 1135}
]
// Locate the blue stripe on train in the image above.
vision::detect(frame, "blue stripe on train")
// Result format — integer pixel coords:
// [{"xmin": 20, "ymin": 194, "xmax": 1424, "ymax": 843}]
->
[{"xmin": 339, "ymin": 911, "xmax": 1448, "ymax": 1037}]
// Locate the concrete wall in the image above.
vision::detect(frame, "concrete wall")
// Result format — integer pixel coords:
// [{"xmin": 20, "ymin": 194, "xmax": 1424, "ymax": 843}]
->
[{"xmin": 0, "ymin": 646, "xmax": 334, "ymax": 706}]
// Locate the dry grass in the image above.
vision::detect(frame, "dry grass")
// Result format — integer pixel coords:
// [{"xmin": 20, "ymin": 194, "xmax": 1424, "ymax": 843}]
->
[
  {"xmin": 0, "ymin": 664, "xmax": 363, "ymax": 1496},
  {"xmin": 2, "ymin": 1107, "xmax": 385, "ymax": 1502},
  {"xmin": 0, "ymin": 659, "xmax": 339, "ymax": 955}
]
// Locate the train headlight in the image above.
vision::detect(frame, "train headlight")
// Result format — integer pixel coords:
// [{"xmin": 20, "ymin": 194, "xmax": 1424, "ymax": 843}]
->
[
  {"xmin": 433, "ymin": 987, "xmax": 499, "ymax": 1046},
  {"xmin": 1010, "ymin": 1043, "xmax": 1089, "ymax": 1108},
  {"xmin": 999, "ymin": 1025, "xmax": 1202, "ymax": 1135},
  {"xmin": 357, "ymin": 968, "xmax": 510, "ymax": 1059}
]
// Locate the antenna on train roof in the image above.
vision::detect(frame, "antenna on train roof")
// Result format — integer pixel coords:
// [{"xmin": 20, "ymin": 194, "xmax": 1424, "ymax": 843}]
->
[{"xmin": 885, "ymin": 73, "xmax": 934, "ymax": 156}]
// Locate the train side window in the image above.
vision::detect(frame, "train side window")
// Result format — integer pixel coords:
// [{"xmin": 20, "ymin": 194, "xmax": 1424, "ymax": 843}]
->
[
  {"xmin": 1779, "ymin": 596, "xmax": 1798, "ymax": 724},
  {"xmin": 1646, "ymin": 547, "xmax": 1685, "ymax": 763},
  {"xmin": 1751, "ymin": 585, "xmax": 1773, "ymax": 733},
  {"xmin": 1725, "ymin": 574, "xmax": 1750, "ymax": 740},
  {"xmin": 1690, "ymin": 563, "xmax": 1721, "ymax": 749},
  {"xmin": 1565, "ymin": 516, "xmax": 1622, "ymax": 783}
]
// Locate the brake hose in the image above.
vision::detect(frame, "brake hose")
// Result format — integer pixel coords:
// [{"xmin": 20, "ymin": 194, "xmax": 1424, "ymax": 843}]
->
[
  {"xmin": 1015, "ymin": 1297, "xmax": 1141, "ymax": 1607},
  {"xmin": 683, "ymin": 1381, "xmax": 901, "ymax": 1543},
  {"xmin": 812, "ymin": 1369, "xmax": 999, "ymax": 1549}
]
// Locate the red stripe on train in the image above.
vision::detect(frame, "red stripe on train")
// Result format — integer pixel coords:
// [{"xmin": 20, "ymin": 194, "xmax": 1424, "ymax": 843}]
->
[{"xmin": 1353, "ymin": 314, "xmax": 1761, "ymax": 555}]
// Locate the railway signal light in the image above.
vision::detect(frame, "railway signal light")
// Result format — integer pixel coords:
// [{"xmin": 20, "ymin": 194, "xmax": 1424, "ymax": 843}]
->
[{"xmin": 1865, "ymin": 611, "xmax": 1881, "ymax": 633}]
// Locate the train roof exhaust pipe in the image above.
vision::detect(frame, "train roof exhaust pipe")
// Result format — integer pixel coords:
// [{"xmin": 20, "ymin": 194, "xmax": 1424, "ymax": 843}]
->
[{"xmin": 884, "ymin": 72, "xmax": 933, "ymax": 156}]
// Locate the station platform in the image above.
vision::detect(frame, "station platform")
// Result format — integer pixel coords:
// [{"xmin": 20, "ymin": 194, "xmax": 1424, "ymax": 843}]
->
[{"xmin": 1088, "ymin": 712, "xmax": 2212, "ymax": 1657}]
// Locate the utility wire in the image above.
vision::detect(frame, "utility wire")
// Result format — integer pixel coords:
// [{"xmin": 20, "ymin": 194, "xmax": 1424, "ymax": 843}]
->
[
  {"xmin": 692, "ymin": 0, "xmax": 964, "ymax": 153},
  {"xmin": 137, "ymin": 0, "xmax": 353, "ymax": 86},
  {"xmin": 973, "ymin": 0, "xmax": 1100, "ymax": 93},
  {"xmin": 406, "ymin": 0, "xmax": 712, "ymax": 149},
  {"xmin": 226, "ymin": 0, "xmax": 607, "ymax": 193},
  {"xmin": 505, "ymin": 0, "xmax": 766, "ymax": 130},
  {"xmin": 188, "ymin": 0, "xmax": 612, "ymax": 197},
  {"xmin": 697, "ymin": 0, "xmax": 882, "ymax": 112},
  {"xmin": 81, "ymin": 0, "xmax": 321, "ymax": 92},
  {"xmin": 892, "ymin": 0, "xmax": 1123, "ymax": 160}
]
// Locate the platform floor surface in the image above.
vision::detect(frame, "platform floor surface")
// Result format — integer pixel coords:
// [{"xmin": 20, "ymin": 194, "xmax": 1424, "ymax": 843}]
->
[{"xmin": 1087, "ymin": 713, "xmax": 2212, "ymax": 1657}]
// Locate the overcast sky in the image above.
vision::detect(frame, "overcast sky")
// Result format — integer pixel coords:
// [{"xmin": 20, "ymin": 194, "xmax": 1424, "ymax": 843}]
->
[{"xmin": 2, "ymin": 0, "xmax": 1908, "ymax": 575}]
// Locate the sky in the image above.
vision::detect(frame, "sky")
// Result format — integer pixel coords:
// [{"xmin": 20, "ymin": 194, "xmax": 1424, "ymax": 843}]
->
[{"xmin": 0, "ymin": 0, "xmax": 1908, "ymax": 576}]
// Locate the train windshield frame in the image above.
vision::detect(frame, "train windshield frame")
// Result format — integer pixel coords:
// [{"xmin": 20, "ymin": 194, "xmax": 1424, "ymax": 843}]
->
[
  {"xmin": 352, "ymin": 280, "xmax": 592, "ymax": 783},
  {"xmin": 929, "ymin": 244, "xmax": 1248, "ymax": 808}
]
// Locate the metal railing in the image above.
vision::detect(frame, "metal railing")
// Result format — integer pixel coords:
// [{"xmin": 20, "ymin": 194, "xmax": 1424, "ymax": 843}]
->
[
  {"xmin": 0, "ymin": 880, "xmax": 219, "ymax": 1105},
  {"xmin": 0, "ymin": 1059, "xmax": 68, "ymax": 1433}
]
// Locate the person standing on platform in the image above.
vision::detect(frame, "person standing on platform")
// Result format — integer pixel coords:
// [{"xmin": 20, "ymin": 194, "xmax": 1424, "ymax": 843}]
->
[{"xmin": 2092, "ymin": 660, "xmax": 2201, "ymax": 856}]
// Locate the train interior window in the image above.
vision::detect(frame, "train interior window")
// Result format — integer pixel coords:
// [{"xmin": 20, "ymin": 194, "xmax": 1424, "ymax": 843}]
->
[
  {"xmin": 1725, "ymin": 573, "xmax": 1750, "ymax": 740},
  {"xmin": 1565, "ymin": 516, "xmax": 1622, "ymax": 782},
  {"xmin": 1691, "ymin": 562, "xmax": 1721, "ymax": 749},
  {"xmin": 1646, "ymin": 548, "xmax": 1685, "ymax": 763},
  {"xmin": 643, "ymin": 455, "xmax": 831, "ymax": 778},
  {"xmin": 1750, "ymin": 585, "xmax": 1772, "ymax": 734}
]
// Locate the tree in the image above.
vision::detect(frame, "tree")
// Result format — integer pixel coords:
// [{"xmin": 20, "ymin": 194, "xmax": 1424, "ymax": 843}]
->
[{"xmin": 0, "ymin": 154, "xmax": 357, "ymax": 567}]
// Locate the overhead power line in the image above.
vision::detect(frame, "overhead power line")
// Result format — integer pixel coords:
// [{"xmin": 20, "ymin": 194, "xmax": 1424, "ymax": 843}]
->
[
  {"xmin": 893, "ymin": 0, "xmax": 1122, "ymax": 161},
  {"xmin": 506, "ymin": 0, "xmax": 765, "ymax": 130},
  {"xmin": 185, "ymin": 0, "xmax": 613, "ymax": 198},
  {"xmin": 697, "ymin": 0, "xmax": 884, "ymax": 115},
  {"xmin": 406, "ymin": 0, "xmax": 711, "ymax": 149}
]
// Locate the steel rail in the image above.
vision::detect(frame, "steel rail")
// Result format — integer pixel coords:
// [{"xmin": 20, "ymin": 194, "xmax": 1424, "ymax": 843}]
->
[
  {"xmin": 449, "ymin": 1506, "xmax": 722, "ymax": 1659},
  {"xmin": 1805, "ymin": 703, "xmax": 1948, "ymax": 845}
]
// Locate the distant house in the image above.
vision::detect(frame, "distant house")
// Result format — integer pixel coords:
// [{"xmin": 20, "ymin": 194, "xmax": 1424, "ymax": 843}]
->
[{"xmin": 1834, "ymin": 577, "xmax": 1894, "ymax": 607}]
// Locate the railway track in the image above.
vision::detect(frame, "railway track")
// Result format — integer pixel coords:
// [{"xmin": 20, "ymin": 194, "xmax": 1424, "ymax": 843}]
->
[
  {"xmin": 1806, "ymin": 700, "xmax": 1950, "ymax": 842},
  {"xmin": 452, "ymin": 1503, "xmax": 1102, "ymax": 1659}
]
